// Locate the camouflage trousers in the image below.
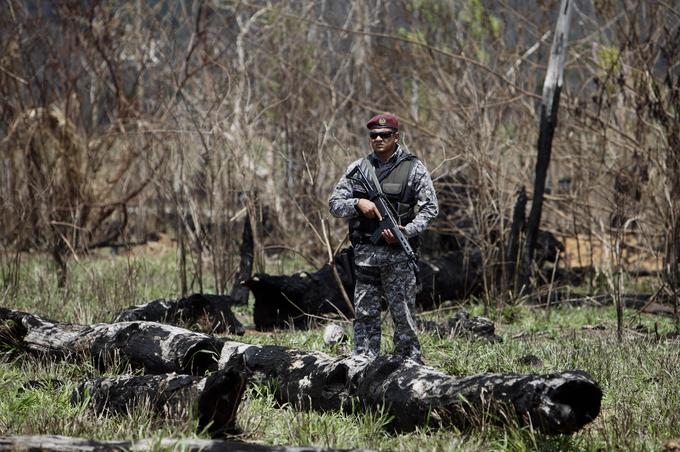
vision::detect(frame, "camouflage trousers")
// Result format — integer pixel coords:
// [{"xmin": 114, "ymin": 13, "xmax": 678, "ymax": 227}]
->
[{"xmin": 353, "ymin": 260, "xmax": 421, "ymax": 361}]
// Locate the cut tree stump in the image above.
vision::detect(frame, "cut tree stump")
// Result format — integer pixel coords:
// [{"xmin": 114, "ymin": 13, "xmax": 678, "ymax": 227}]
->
[
  {"xmin": 0, "ymin": 435, "xmax": 375, "ymax": 451},
  {"xmin": 0, "ymin": 308, "xmax": 223, "ymax": 374},
  {"xmin": 416, "ymin": 312, "xmax": 502, "ymax": 343},
  {"xmin": 219, "ymin": 341, "xmax": 601, "ymax": 434},
  {"xmin": 73, "ymin": 367, "xmax": 247, "ymax": 435},
  {"xmin": 114, "ymin": 293, "xmax": 245, "ymax": 335}
]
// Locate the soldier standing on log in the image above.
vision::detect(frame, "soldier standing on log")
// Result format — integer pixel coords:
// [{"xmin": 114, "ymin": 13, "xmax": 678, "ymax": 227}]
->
[{"xmin": 329, "ymin": 113, "xmax": 438, "ymax": 363}]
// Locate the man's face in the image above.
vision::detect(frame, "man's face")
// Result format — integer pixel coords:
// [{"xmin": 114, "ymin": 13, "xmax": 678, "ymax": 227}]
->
[{"xmin": 369, "ymin": 128, "xmax": 399, "ymax": 155}]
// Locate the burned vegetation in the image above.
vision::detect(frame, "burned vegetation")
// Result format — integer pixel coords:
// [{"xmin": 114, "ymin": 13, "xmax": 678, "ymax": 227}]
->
[{"xmin": 2, "ymin": 0, "xmax": 680, "ymax": 450}]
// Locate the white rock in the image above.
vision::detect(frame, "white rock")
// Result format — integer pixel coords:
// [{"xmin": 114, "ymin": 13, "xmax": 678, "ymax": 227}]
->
[{"xmin": 323, "ymin": 323, "xmax": 347, "ymax": 345}]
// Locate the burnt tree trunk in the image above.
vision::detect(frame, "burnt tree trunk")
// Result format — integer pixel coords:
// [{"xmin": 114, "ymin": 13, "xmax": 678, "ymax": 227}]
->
[
  {"xmin": 0, "ymin": 435, "xmax": 374, "ymax": 451},
  {"xmin": 665, "ymin": 130, "xmax": 680, "ymax": 333},
  {"xmin": 114, "ymin": 293, "xmax": 245, "ymax": 335},
  {"xmin": 506, "ymin": 186, "xmax": 527, "ymax": 294},
  {"xmin": 231, "ymin": 215, "xmax": 255, "ymax": 306},
  {"xmin": 520, "ymin": 0, "xmax": 573, "ymax": 292},
  {"xmin": 73, "ymin": 368, "xmax": 247, "ymax": 436},
  {"xmin": 219, "ymin": 342, "xmax": 601, "ymax": 434},
  {"xmin": 0, "ymin": 308, "xmax": 222, "ymax": 374}
]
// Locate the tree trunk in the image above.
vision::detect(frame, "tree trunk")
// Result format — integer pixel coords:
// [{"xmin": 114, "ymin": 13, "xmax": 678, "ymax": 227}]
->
[
  {"xmin": 0, "ymin": 435, "xmax": 374, "ymax": 451},
  {"xmin": 520, "ymin": 0, "xmax": 573, "ymax": 292},
  {"xmin": 73, "ymin": 368, "xmax": 247, "ymax": 436},
  {"xmin": 0, "ymin": 308, "xmax": 223, "ymax": 375},
  {"xmin": 506, "ymin": 186, "xmax": 527, "ymax": 294},
  {"xmin": 230, "ymin": 215, "xmax": 255, "ymax": 305},
  {"xmin": 114, "ymin": 293, "xmax": 245, "ymax": 335},
  {"xmin": 665, "ymin": 139, "xmax": 680, "ymax": 333},
  {"xmin": 219, "ymin": 342, "xmax": 601, "ymax": 434}
]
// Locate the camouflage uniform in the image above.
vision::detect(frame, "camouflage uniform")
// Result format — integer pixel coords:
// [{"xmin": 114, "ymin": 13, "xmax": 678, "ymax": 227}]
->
[{"xmin": 329, "ymin": 145, "xmax": 439, "ymax": 361}]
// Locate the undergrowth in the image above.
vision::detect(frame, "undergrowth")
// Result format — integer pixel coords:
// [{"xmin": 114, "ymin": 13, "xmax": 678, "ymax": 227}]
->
[{"xmin": 0, "ymin": 249, "xmax": 679, "ymax": 451}]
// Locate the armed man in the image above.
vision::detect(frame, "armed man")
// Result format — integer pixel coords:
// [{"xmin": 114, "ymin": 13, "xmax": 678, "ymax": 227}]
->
[{"xmin": 329, "ymin": 113, "xmax": 438, "ymax": 364}]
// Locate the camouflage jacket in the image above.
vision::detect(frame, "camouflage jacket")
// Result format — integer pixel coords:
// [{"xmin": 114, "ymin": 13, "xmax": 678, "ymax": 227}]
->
[{"xmin": 329, "ymin": 145, "xmax": 439, "ymax": 267}]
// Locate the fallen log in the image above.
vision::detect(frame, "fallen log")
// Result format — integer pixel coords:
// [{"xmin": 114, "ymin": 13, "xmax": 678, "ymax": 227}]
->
[
  {"xmin": 247, "ymin": 231, "xmax": 566, "ymax": 330},
  {"xmin": 416, "ymin": 312, "xmax": 502, "ymax": 343},
  {"xmin": 246, "ymin": 248, "xmax": 355, "ymax": 331},
  {"xmin": 416, "ymin": 249, "xmax": 484, "ymax": 309},
  {"xmin": 219, "ymin": 341, "xmax": 601, "ymax": 434},
  {"xmin": 418, "ymin": 230, "xmax": 565, "ymax": 308},
  {"xmin": 0, "ymin": 307, "xmax": 222, "ymax": 374},
  {"xmin": 72, "ymin": 368, "xmax": 247, "ymax": 436},
  {"xmin": 114, "ymin": 293, "xmax": 245, "ymax": 335},
  {"xmin": 245, "ymin": 247, "xmax": 485, "ymax": 330},
  {"xmin": 0, "ymin": 435, "xmax": 374, "ymax": 451}
]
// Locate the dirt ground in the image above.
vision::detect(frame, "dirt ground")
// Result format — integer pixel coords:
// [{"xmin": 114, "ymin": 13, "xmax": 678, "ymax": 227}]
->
[{"xmin": 560, "ymin": 233, "xmax": 662, "ymax": 271}]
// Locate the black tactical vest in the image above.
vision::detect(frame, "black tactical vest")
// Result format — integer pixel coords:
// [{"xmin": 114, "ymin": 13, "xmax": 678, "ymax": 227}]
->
[{"xmin": 349, "ymin": 153, "xmax": 418, "ymax": 246}]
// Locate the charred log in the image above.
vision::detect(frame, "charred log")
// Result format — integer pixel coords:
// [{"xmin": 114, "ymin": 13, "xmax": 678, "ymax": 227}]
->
[
  {"xmin": 0, "ymin": 435, "xmax": 373, "ymax": 451},
  {"xmin": 246, "ymin": 248, "xmax": 355, "ymax": 330},
  {"xmin": 418, "ymin": 232, "xmax": 563, "ymax": 309},
  {"xmin": 0, "ymin": 308, "xmax": 222, "ymax": 374},
  {"xmin": 73, "ymin": 368, "xmax": 246, "ymax": 436},
  {"xmin": 114, "ymin": 293, "xmax": 244, "ymax": 335},
  {"xmin": 219, "ymin": 342, "xmax": 601, "ymax": 434},
  {"xmin": 247, "ymin": 232, "xmax": 565, "ymax": 330},
  {"xmin": 415, "ymin": 312, "xmax": 502, "ymax": 343},
  {"xmin": 245, "ymin": 246, "xmax": 485, "ymax": 330},
  {"xmin": 419, "ymin": 173, "xmax": 476, "ymax": 258},
  {"xmin": 416, "ymin": 248, "xmax": 484, "ymax": 309}
]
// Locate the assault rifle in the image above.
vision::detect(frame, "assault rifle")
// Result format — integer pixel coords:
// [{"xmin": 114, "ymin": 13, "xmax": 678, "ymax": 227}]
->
[{"xmin": 346, "ymin": 159, "xmax": 417, "ymax": 265}]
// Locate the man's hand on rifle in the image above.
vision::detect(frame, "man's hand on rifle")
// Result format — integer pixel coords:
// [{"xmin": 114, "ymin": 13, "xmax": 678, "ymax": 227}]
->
[
  {"xmin": 356, "ymin": 199, "xmax": 383, "ymax": 220},
  {"xmin": 382, "ymin": 226, "xmax": 408, "ymax": 245}
]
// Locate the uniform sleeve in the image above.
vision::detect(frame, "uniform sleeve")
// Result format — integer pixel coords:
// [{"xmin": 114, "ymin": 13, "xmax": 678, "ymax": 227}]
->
[
  {"xmin": 329, "ymin": 163, "xmax": 361, "ymax": 219},
  {"xmin": 403, "ymin": 161, "xmax": 439, "ymax": 238}
]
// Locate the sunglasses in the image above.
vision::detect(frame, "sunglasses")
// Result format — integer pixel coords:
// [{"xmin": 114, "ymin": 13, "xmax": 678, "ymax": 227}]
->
[{"xmin": 369, "ymin": 131, "xmax": 395, "ymax": 140}]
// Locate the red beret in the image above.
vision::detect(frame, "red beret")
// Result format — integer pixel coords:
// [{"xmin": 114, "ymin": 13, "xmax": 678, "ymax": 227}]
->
[{"xmin": 366, "ymin": 113, "xmax": 399, "ymax": 130}]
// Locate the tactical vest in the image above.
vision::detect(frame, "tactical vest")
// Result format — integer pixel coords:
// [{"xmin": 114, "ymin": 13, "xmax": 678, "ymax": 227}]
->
[{"xmin": 349, "ymin": 154, "xmax": 418, "ymax": 247}]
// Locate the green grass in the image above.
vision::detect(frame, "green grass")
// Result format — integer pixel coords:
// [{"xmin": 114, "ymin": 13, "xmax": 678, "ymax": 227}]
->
[{"xmin": 1, "ymin": 250, "xmax": 679, "ymax": 451}]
